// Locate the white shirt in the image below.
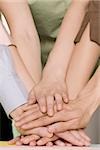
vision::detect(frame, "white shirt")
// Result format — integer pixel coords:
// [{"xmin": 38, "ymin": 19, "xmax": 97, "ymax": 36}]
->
[{"xmin": 0, "ymin": 45, "xmax": 28, "ymax": 117}]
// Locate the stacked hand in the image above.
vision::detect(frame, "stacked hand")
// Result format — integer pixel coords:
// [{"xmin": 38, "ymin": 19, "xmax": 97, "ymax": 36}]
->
[{"xmin": 9, "ymin": 67, "xmax": 100, "ymax": 146}]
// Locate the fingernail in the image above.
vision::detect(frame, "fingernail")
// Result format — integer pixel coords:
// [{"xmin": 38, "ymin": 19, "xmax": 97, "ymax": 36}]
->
[
  {"xmin": 57, "ymin": 104, "xmax": 62, "ymax": 111},
  {"xmin": 48, "ymin": 110, "xmax": 53, "ymax": 117},
  {"xmin": 41, "ymin": 106, "xmax": 46, "ymax": 113},
  {"xmin": 65, "ymin": 99, "xmax": 68, "ymax": 103},
  {"xmin": 48, "ymin": 133, "xmax": 53, "ymax": 138},
  {"xmin": 37, "ymin": 140, "xmax": 42, "ymax": 145}
]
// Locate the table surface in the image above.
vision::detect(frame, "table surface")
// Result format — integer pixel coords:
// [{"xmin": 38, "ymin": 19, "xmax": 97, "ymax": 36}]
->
[{"xmin": 0, "ymin": 142, "xmax": 100, "ymax": 150}]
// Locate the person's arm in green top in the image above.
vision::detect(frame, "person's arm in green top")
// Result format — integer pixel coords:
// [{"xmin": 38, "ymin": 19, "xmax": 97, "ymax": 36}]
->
[
  {"xmin": 43, "ymin": 0, "xmax": 89, "ymax": 78},
  {"xmin": 32, "ymin": 0, "xmax": 90, "ymax": 116}
]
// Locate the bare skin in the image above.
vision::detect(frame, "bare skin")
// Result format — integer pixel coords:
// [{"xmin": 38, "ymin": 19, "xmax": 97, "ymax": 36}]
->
[
  {"xmin": 14, "ymin": 66, "xmax": 100, "ymax": 144},
  {"xmin": 48, "ymin": 66, "xmax": 100, "ymax": 133},
  {"xmin": 30, "ymin": 0, "xmax": 89, "ymax": 116},
  {"xmin": 18, "ymin": 66, "xmax": 100, "ymax": 133},
  {"xmin": 0, "ymin": 0, "xmax": 98, "ymax": 146},
  {"xmin": 9, "ymin": 129, "xmax": 91, "ymax": 146},
  {"xmin": 0, "ymin": 0, "xmax": 42, "ymax": 83},
  {"xmin": 10, "ymin": 6, "xmax": 99, "ymax": 146},
  {"xmin": 0, "ymin": 12, "xmax": 89, "ymax": 147},
  {"xmin": 14, "ymin": 19, "xmax": 100, "ymax": 143}
]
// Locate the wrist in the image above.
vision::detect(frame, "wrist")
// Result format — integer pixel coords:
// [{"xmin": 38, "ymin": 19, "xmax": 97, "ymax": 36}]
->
[
  {"xmin": 43, "ymin": 53, "xmax": 67, "ymax": 79},
  {"xmin": 43, "ymin": 66, "xmax": 66, "ymax": 80}
]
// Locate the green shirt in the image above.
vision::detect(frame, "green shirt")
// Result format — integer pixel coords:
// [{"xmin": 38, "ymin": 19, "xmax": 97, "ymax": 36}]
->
[{"xmin": 28, "ymin": 0, "xmax": 71, "ymax": 66}]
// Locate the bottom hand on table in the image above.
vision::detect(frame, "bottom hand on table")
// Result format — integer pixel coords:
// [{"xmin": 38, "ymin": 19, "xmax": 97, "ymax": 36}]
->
[{"xmin": 9, "ymin": 129, "xmax": 91, "ymax": 146}]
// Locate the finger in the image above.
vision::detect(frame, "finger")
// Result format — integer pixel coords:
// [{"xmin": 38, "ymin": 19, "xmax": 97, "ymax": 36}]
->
[
  {"xmin": 71, "ymin": 130, "xmax": 85, "ymax": 141},
  {"xmin": 22, "ymin": 104, "xmax": 39, "ymax": 111},
  {"xmin": 28, "ymin": 98, "xmax": 36, "ymax": 105},
  {"xmin": 47, "ymin": 95, "xmax": 54, "ymax": 116},
  {"xmin": 20, "ymin": 135, "xmax": 40, "ymax": 145},
  {"xmin": 29, "ymin": 141, "xmax": 37, "ymax": 146},
  {"xmin": 70, "ymin": 130, "xmax": 86, "ymax": 145},
  {"xmin": 57, "ymin": 131, "xmax": 84, "ymax": 146},
  {"xmin": 78, "ymin": 130, "xmax": 91, "ymax": 146},
  {"xmin": 16, "ymin": 141, "xmax": 23, "ymax": 146},
  {"xmin": 55, "ymin": 93, "xmax": 63, "ymax": 111},
  {"xmin": 79, "ymin": 129, "xmax": 91, "ymax": 141},
  {"xmin": 62, "ymin": 92, "xmax": 68, "ymax": 103},
  {"xmin": 37, "ymin": 96, "xmax": 47, "ymax": 113},
  {"xmin": 15, "ymin": 105, "xmax": 39, "ymax": 121},
  {"xmin": 46, "ymin": 142, "xmax": 53, "ymax": 146},
  {"xmin": 15, "ymin": 111, "xmax": 44, "ymax": 127},
  {"xmin": 11, "ymin": 106, "xmax": 25, "ymax": 118},
  {"xmin": 23, "ymin": 127, "xmax": 53, "ymax": 138},
  {"xmin": 16, "ymin": 106, "xmax": 39, "ymax": 121},
  {"xmin": 8, "ymin": 137, "xmax": 20, "ymax": 145},
  {"xmin": 54, "ymin": 140, "xmax": 65, "ymax": 146},
  {"xmin": 48, "ymin": 118, "xmax": 79, "ymax": 133},
  {"xmin": 22, "ymin": 109, "xmax": 79, "ymax": 130},
  {"xmin": 15, "ymin": 109, "xmax": 36, "ymax": 126},
  {"xmin": 37, "ymin": 136, "xmax": 58, "ymax": 146}
]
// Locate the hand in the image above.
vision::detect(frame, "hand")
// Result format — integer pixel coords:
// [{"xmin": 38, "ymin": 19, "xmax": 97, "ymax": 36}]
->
[
  {"xmin": 15, "ymin": 104, "xmax": 45, "ymax": 127},
  {"xmin": 48, "ymin": 73, "xmax": 100, "ymax": 133},
  {"xmin": 37, "ymin": 129, "xmax": 91, "ymax": 146},
  {"xmin": 10, "ymin": 103, "xmax": 29, "ymax": 119},
  {"xmin": 8, "ymin": 135, "xmax": 40, "ymax": 146},
  {"xmin": 10, "ymin": 88, "xmax": 36, "ymax": 120},
  {"xmin": 9, "ymin": 129, "xmax": 90, "ymax": 146},
  {"xmin": 17, "ymin": 71, "xmax": 100, "ymax": 132},
  {"xmin": 15, "ymin": 126, "xmax": 53, "ymax": 138},
  {"xmin": 33, "ymin": 77, "xmax": 68, "ymax": 116},
  {"xmin": 15, "ymin": 68, "xmax": 100, "ymax": 133},
  {"xmin": 15, "ymin": 102, "xmax": 80, "ymax": 130}
]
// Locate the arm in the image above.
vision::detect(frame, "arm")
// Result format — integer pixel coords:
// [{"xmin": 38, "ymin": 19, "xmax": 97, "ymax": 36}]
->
[
  {"xmin": 66, "ymin": 23, "xmax": 100, "ymax": 100},
  {"xmin": 0, "ymin": 0, "xmax": 42, "ymax": 83},
  {"xmin": 43, "ymin": 0, "xmax": 89, "ymax": 79},
  {"xmin": 0, "ymin": 21, "xmax": 35, "ymax": 117},
  {"xmin": 16, "ymin": 65, "xmax": 100, "ymax": 132},
  {"xmin": 32, "ymin": 0, "xmax": 89, "ymax": 115}
]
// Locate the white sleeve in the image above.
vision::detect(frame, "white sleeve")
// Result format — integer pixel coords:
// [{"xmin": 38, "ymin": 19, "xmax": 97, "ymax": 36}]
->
[{"xmin": 0, "ymin": 45, "xmax": 28, "ymax": 117}]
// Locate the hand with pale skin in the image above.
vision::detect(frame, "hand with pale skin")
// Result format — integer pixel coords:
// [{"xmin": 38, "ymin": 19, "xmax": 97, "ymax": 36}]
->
[
  {"xmin": 15, "ymin": 67, "xmax": 100, "ymax": 135},
  {"xmin": 14, "ymin": 101, "xmax": 90, "ymax": 146},
  {"xmin": 28, "ymin": 0, "xmax": 89, "ymax": 117},
  {"xmin": 13, "ymin": 101, "xmax": 90, "ymax": 146},
  {"xmin": 48, "ymin": 67, "xmax": 100, "ymax": 134},
  {"xmin": 9, "ymin": 129, "xmax": 91, "ymax": 146},
  {"xmin": 33, "ymin": 76, "xmax": 68, "ymax": 116}
]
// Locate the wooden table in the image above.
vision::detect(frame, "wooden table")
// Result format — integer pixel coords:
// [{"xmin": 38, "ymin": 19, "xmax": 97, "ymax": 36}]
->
[{"xmin": 0, "ymin": 142, "xmax": 100, "ymax": 150}]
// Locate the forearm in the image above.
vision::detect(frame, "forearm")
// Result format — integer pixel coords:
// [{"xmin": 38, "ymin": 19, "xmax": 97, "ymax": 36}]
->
[
  {"xmin": 43, "ymin": 0, "xmax": 89, "ymax": 78},
  {"xmin": 11, "ymin": 25, "xmax": 42, "ymax": 84},
  {"xmin": 94, "ymin": 66, "xmax": 100, "ymax": 106},
  {"xmin": 66, "ymin": 24, "xmax": 100, "ymax": 100},
  {"xmin": 0, "ymin": 21, "xmax": 34, "ymax": 92},
  {"xmin": 0, "ymin": 1, "xmax": 42, "ymax": 83}
]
